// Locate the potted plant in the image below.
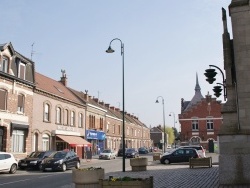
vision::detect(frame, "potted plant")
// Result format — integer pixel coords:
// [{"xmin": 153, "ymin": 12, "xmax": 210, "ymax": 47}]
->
[
  {"xmin": 99, "ymin": 176, "xmax": 153, "ymax": 188},
  {"xmin": 130, "ymin": 157, "xmax": 148, "ymax": 171},
  {"xmin": 72, "ymin": 167, "xmax": 104, "ymax": 188}
]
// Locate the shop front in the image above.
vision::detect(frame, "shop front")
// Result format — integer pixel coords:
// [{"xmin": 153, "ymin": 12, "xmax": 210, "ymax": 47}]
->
[
  {"xmin": 53, "ymin": 127, "xmax": 91, "ymax": 159},
  {"xmin": 86, "ymin": 130, "xmax": 106, "ymax": 155}
]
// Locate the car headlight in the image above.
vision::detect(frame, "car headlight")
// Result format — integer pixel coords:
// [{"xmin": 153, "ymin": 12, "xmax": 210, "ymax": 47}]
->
[
  {"xmin": 54, "ymin": 159, "xmax": 63, "ymax": 164},
  {"xmin": 30, "ymin": 161, "xmax": 38, "ymax": 164}
]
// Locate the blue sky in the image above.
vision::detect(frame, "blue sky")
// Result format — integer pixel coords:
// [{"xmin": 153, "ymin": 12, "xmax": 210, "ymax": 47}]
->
[{"xmin": 1, "ymin": 0, "xmax": 232, "ymax": 131}]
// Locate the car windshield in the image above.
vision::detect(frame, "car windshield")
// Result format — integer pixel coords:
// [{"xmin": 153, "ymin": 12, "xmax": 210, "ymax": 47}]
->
[
  {"xmin": 126, "ymin": 149, "xmax": 134, "ymax": 152},
  {"xmin": 102, "ymin": 149, "xmax": 111, "ymax": 153},
  {"xmin": 29, "ymin": 152, "xmax": 45, "ymax": 158},
  {"xmin": 53, "ymin": 151, "xmax": 67, "ymax": 159}
]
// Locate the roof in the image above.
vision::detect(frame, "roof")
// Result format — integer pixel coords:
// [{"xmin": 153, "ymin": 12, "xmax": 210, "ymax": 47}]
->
[
  {"xmin": 183, "ymin": 73, "xmax": 204, "ymax": 112},
  {"xmin": 35, "ymin": 72, "xmax": 83, "ymax": 105}
]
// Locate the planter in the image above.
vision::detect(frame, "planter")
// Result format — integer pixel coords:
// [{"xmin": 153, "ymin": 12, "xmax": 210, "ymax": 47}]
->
[
  {"xmin": 152, "ymin": 152, "xmax": 162, "ymax": 161},
  {"xmin": 130, "ymin": 158, "xmax": 148, "ymax": 171},
  {"xmin": 189, "ymin": 157, "xmax": 212, "ymax": 168},
  {"xmin": 99, "ymin": 176, "xmax": 153, "ymax": 188},
  {"xmin": 72, "ymin": 168, "xmax": 105, "ymax": 188}
]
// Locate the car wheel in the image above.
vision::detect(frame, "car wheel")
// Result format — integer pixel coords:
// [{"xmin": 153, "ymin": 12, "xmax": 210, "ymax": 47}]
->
[
  {"xmin": 163, "ymin": 158, "xmax": 170, "ymax": 164},
  {"xmin": 62, "ymin": 163, "xmax": 67, "ymax": 172},
  {"xmin": 39, "ymin": 164, "xmax": 43, "ymax": 171},
  {"xmin": 75, "ymin": 161, "xmax": 80, "ymax": 169},
  {"xmin": 9, "ymin": 164, "xmax": 17, "ymax": 174}
]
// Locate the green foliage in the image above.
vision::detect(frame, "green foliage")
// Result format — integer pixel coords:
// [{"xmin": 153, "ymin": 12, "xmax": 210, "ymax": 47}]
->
[{"xmin": 165, "ymin": 126, "xmax": 175, "ymax": 144}]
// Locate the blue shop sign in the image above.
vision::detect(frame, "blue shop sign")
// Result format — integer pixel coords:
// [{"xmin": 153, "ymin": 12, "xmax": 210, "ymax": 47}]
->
[{"xmin": 86, "ymin": 130, "xmax": 106, "ymax": 140}]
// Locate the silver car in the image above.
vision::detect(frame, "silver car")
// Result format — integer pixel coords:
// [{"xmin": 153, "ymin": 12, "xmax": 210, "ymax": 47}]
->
[{"xmin": 99, "ymin": 149, "xmax": 116, "ymax": 160}]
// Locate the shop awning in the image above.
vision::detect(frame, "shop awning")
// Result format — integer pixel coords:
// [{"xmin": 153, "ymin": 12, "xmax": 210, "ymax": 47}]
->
[{"xmin": 56, "ymin": 135, "xmax": 91, "ymax": 147}]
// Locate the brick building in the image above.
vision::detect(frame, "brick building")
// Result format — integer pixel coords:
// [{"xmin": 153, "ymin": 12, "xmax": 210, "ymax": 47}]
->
[
  {"xmin": 178, "ymin": 74, "xmax": 222, "ymax": 151},
  {"xmin": 1, "ymin": 42, "xmax": 152, "ymax": 158},
  {"xmin": 0, "ymin": 42, "xmax": 35, "ymax": 159}
]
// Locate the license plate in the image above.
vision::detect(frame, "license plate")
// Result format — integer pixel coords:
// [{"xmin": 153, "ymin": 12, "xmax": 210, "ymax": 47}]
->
[
  {"xmin": 21, "ymin": 164, "xmax": 27, "ymax": 166},
  {"xmin": 45, "ymin": 168, "xmax": 52, "ymax": 171}
]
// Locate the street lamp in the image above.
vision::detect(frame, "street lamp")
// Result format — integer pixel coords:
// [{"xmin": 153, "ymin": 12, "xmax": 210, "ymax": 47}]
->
[
  {"xmin": 169, "ymin": 112, "xmax": 176, "ymax": 148},
  {"xmin": 155, "ymin": 96, "xmax": 166, "ymax": 153},
  {"xmin": 169, "ymin": 112, "xmax": 176, "ymax": 129},
  {"xmin": 106, "ymin": 38, "xmax": 126, "ymax": 172}
]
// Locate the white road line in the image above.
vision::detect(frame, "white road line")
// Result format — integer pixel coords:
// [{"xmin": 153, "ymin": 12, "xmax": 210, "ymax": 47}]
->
[{"xmin": 0, "ymin": 179, "xmax": 30, "ymax": 186}]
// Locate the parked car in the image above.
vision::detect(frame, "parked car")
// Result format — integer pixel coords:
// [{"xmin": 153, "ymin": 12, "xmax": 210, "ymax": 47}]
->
[
  {"xmin": 99, "ymin": 149, "xmax": 116, "ymax": 160},
  {"xmin": 160, "ymin": 148, "xmax": 199, "ymax": 164},
  {"xmin": 18, "ymin": 150, "xmax": 55, "ymax": 170},
  {"xmin": 179, "ymin": 145, "xmax": 206, "ymax": 158},
  {"xmin": 117, "ymin": 148, "xmax": 127, "ymax": 157},
  {"xmin": 40, "ymin": 150, "xmax": 80, "ymax": 172},
  {"xmin": 125, "ymin": 148, "xmax": 139, "ymax": 158},
  {"xmin": 0, "ymin": 152, "xmax": 18, "ymax": 174},
  {"xmin": 138, "ymin": 147, "xmax": 149, "ymax": 154}
]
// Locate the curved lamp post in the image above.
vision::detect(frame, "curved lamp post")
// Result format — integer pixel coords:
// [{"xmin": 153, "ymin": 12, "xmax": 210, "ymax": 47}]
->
[
  {"xmin": 169, "ymin": 112, "xmax": 176, "ymax": 129},
  {"xmin": 155, "ymin": 96, "xmax": 166, "ymax": 153},
  {"xmin": 106, "ymin": 38, "xmax": 125, "ymax": 172}
]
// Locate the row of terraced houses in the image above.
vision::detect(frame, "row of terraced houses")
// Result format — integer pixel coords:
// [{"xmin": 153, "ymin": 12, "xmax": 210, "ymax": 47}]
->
[{"xmin": 0, "ymin": 42, "xmax": 152, "ymax": 159}]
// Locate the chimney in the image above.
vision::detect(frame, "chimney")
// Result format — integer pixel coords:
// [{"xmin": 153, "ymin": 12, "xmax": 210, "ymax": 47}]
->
[
  {"xmin": 93, "ymin": 97, "xmax": 98, "ymax": 103},
  {"xmin": 105, "ymin": 103, "xmax": 110, "ymax": 108},
  {"xmin": 110, "ymin": 106, "xmax": 115, "ymax": 110},
  {"xmin": 99, "ymin": 101, "xmax": 104, "ymax": 105},
  {"xmin": 60, "ymin": 69, "xmax": 67, "ymax": 86},
  {"xmin": 84, "ymin": 90, "xmax": 89, "ymax": 101}
]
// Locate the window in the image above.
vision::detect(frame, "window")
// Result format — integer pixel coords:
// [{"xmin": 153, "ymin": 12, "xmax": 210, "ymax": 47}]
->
[
  {"xmin": 19, "ymin": 62, "xmax": 26, "ymax": 80},
  {"xmin": 89, "ymin": 115, "xmax": 95, "ymax": 129},
  {"xmin": 42, "ymin": 134, "xmax": 50, "ymax": 151},
  {"xmin": 64, "ymin": 109, "xmax": 69, "ymax": 125},
  {"xmin": 112, "ymin": 125, "xmax": 115, "ymax": 133},
  {"xmin": 192, "ymin": 119, "xmax": 199, "ymax": 130},
  {"xmin": 0, "ymin": 89, "xmax": 7, "ymax": 110},
  {"xmin": 70, "ymin": 111, "xmax": 75, "ymax": 126},
  {"xmin": 44, "ymin": 103, "xmax": 50, "ymax": 122},
  {"xmin": 78, "ymin": 113, "xmax": 83, "ymax": 128},
  {"xmin": 12, "ymin": 130, "xmax": 25, "ymax": 152},
  {"xmin": 127, "ymin": 127, "xmax": 129, "ymax": 136},
  {"xmin": 207, "ymin": 118, "xmax": 214, "ymax": 130},
  {"xmin": 100, "ymin": 118, "xmax": 103, "ymax": 130},
  {"xmin": 56, "ymin": 107, "xmax": 62, "ymax": 124},
  {"xmin": 0, "ymin": 56, "xmax": 9, "ymax": 73},
  {"xmin": 17, "ymin": 94, "xmax": 24, "ymax": 113}
]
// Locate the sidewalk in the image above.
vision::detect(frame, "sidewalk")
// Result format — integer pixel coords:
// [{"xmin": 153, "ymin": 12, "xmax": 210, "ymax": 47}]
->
[{"xmin": 78, "ymin": 153, "xmax": 248, "ymax": 187}]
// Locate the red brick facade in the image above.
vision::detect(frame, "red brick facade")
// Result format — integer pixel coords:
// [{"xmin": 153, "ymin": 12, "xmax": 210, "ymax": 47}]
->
[{"xmin": 178, "ymin": 74, "xmax": 222, "ymax": 151}]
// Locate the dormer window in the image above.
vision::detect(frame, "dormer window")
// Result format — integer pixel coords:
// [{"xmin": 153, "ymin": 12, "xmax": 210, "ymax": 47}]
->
[
  {"xmin": 0, "ymin": 56, "xmax": 9, "ymax": 73},
  {"xmin": 19, "ymin": 62, "xmax": 26, "ymax": 80}
]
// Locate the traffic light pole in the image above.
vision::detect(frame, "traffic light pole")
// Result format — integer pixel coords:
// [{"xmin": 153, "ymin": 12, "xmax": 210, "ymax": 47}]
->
[{"xmin": 204, "ymin": 65, "xmax": 227, "ymax": 101}]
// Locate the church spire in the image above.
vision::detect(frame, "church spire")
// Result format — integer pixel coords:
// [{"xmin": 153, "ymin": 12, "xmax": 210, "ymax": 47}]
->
[{"xmin": 195, "ymin": 72, "xmax": 201, "ymax": 91}]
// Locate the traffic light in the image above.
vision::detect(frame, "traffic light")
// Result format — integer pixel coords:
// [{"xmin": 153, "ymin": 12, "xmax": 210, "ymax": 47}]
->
[
  {"xmin": 204, "ymin": 69, "xmax": 217, "ymax": 84},
  {"xmin": 213, "ymin": 85, "xmax": 223, "ymax": 97}
]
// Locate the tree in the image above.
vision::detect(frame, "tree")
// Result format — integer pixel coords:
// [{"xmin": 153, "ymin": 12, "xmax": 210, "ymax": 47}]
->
[{"xmin": 165, "ymin": 126, "xmax": 175, "ymax": 144}]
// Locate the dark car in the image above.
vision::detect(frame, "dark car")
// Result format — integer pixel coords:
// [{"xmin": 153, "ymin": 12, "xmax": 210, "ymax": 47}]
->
[
  {"xmin": 18, "ymin": 151, "xmax": 55, "ymax": 170},
  {"xmin": 179, "ymin": 145, "xmax": 206, "ymax": 158},
  {"xmin": 125, "ymin": 148, "xmax": 139, "ymax": 158},
  {"xmin": 138, "ymin": 147, "xmax": 149, "ymax": 154},
  {"xmin": 40, "ymin": 150, "xmax": 80, "ymax": 172},
  {"xmin": 117, "ymin": 148, "xmax": 127, "ymax": 157},
  {"xmin": 160, "ymin": 148, "xmax": 199, "ymax": 164}
]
